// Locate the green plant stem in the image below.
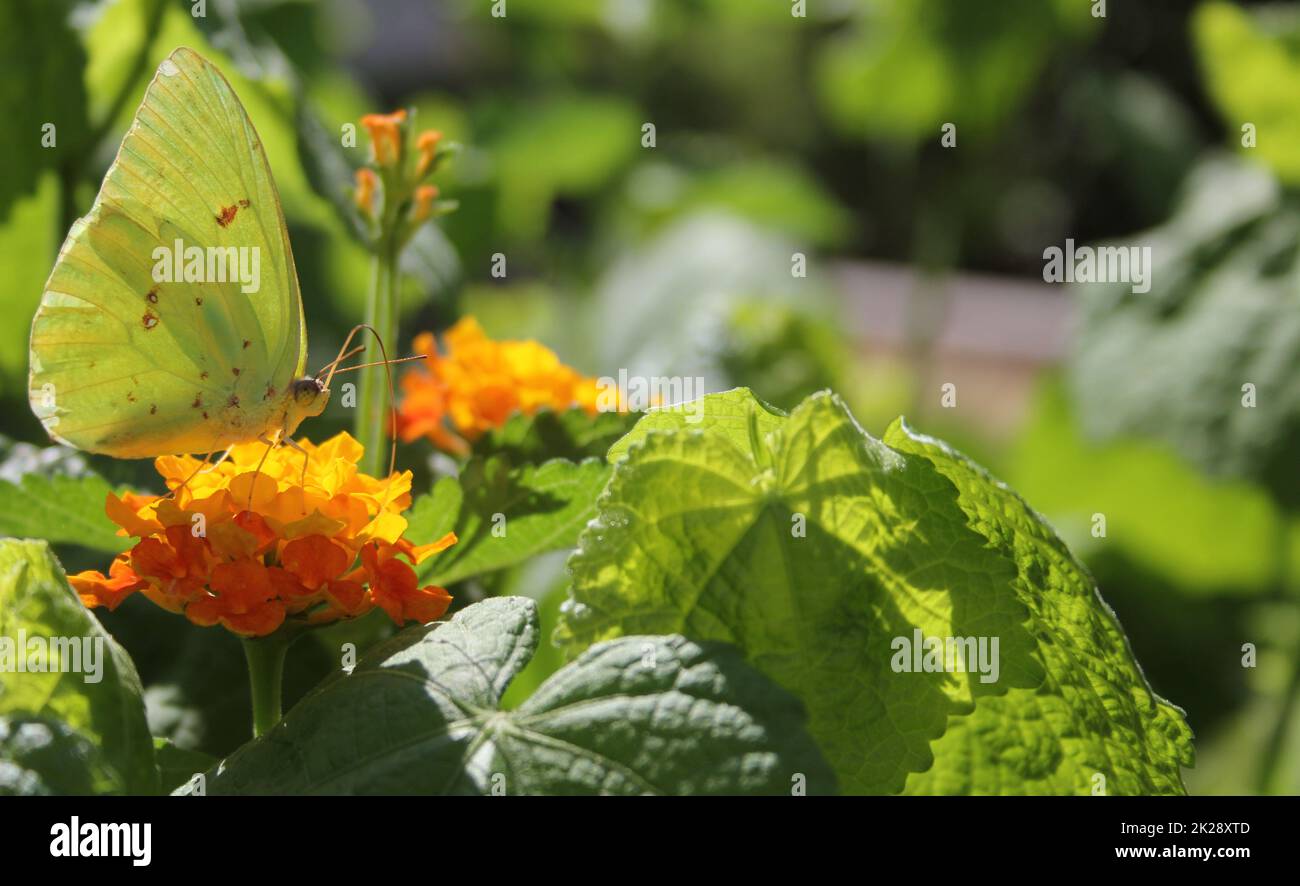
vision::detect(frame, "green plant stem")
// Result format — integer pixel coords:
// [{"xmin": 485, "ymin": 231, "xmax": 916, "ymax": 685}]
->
[
  {"xmin": 242, "ymin": 632, "xmax": 293, "ymax": 738},
  {"xmin": 1256, "ymin": 641, "xmax": 1300, "ymax": 794},
  {"xmin": 1255, "ymin": 521, "xmax": 1298, "ymax": 793},
  {"xmin": 356, "ymin": 232, "xmax": 400, "ymax": 477}
]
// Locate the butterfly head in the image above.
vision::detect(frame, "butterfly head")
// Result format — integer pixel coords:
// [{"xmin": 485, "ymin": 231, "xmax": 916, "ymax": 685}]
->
[{"xmin": 285, "ymin": 376, "xmax": 330, "ymax": 432}]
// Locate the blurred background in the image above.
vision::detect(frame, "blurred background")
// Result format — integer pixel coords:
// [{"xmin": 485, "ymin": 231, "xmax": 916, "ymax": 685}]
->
[{"xmin": 2, "ymin": 0, "xmax": 1299, "ymax": 794}]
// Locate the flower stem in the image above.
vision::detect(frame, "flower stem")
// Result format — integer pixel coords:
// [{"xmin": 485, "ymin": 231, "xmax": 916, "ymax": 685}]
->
[
  {"xmin": 242, "ymin": 633, "xmax": 293, "ymax": 738},
  {"xmin": 1255, "ymin": 520, "xmax": 1298, "ymax": 793},
  {"xmin": 356, "ymin": 231, "xmax": 400, "ymax": 477}
]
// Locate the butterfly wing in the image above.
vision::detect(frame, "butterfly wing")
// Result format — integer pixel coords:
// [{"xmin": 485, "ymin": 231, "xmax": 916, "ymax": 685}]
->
[{"xmin": 29, "ymin": 47, "xmax": 306, "ymax": 458}]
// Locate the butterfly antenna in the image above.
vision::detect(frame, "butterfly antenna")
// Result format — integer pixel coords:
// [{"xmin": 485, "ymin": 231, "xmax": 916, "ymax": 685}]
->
[
  {"xmin": 315, "ymin": 344, "xmax": 365, "ymax": 380},
  {"xmin": 327, "ymin": 354, "xmax": 427, "ymax": 372}
]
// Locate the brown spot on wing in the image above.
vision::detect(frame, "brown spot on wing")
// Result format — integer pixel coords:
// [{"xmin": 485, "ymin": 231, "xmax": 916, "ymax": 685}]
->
[
  {"xmin": 232, "ymin": 367, "xmax": 241, "ymax": 377},
  {"xmin": 242, "ymin": 339, "xmax": 251, "ymax": 349},
  {"xmin": 200, "ymin": 371, "xmax": 209, "ymax": 380},
  {"xmin": 192, "ymin": 394, "xmax": 203, "ymax": 409},
  {"xmin": 195, "ymin": 296, "xmax": 204, "ymax": 306},
  {"xmin": 216, "ymin": 204, "xmax": 239, "ymax": 227},
  {"xmin": 146, "ymin": 287, "xmax": 159, "ymax": 304},
  {"xmin": 228, "ymin": 395, "xmax": 240, "ymax": 407},
  {"xmin": 239, "ymin": 199, "xmax": 250, "ymax": 209},
  {"xmin": 264, "ymin": 384, "xmax": 277, "ymax": 400},
  {"xmin": 202, "ymin": 411, "xmax": 210, "ymax": 420},
  {"xmin": 150, "ymin": 404, "xmax": 157, "ymax": 415},
  {"xmin": 141, "ymin": 311, "xmax": 158, "ymax": 330}
]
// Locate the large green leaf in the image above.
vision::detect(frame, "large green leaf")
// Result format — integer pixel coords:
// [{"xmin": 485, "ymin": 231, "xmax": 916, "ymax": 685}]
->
[
  {"xmin": 409, "ymin": 457, "xmax": 610, "ymax": 586},
  {"xmin": 606, "ymin": 386, "xmax": 785, "ymax": 464},
  {"xmin": 0, "ymin": 443, "xmax": 129, "ymax": 554},
  {"xmin": 882, "ymin": 419, "xmax": 1195, "ymax": 794},
  {"xmin": 557, "ymin": 389, "xmax": 1193, "ymax": 794},
  {"xmin": 472, "ymin": 407, "xmax": 639, "ymax": 465},
  {"xmin": 1068, "ymin": 156, "xmax": 1300, "ymax": 504},
  {"xmin": 0, "ymin": 539, "xmax": 155, "ymax": 794},
  {"xmin": 153, "ymin": 738, "xmax": 217, "ymax": 795},
  {"xmin": 185, "ymin": 596, "xmax": 835, "ymax": 795}
]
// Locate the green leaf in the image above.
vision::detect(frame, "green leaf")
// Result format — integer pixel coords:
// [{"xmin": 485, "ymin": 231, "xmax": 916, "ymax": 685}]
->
[
  {"xmin": 1067, "ymin": 156, "xmax": 1300, "ymax": 503},
  {"xmin": 0, "ymin": 539, "xmax": 156, "ymax": 794},
  {"xmin": 882, "ymin": 419, "xmax": 1195, "ymax": 794},
  {"xmin": 0, "ymin": 0, "xmax": 89, "ymax": 221},
  {"xmin": 0, "ymin": 437, "xmax": 133, "ymax": 555},
  {"xmin": 399, "ymin": 221, "xmax": 461, "ymax": 312},
  {"xmin": 409, "ymin": 457, "xmax": 610, "ymax": 586},
  {"xmin": 0, "ymin": 175, "xmax": 60, "ymax": 402},
  {"xmin": 606, "ymin": 386, "xmax": 785, "ymax": 464},
  {"xmin": 184, "ymin": 596, "xmax": 836, "ymax": 795},
  {"xmin": 498, "ymin": 580, "xmax": 568, "ymax": 710},
  {"xmin": 0, "ymin": 712, "xmax": 120, "ymax": 795},
  {"xmin": 557, "ymin": 389, "xmax": 1193, "ymax": 794},
  {"xmin": 294, "ymin": 99, "xmax": 367, "ymax": 241},
  {"xmin": 152, "ymin": 738, "xmax": 217, "ymax": 795},
  {"xmin": 0, "ymin": 463, "xmax": 128, "ymax": 555},
  {"xmin": 472, "ymin": 407, "xmax": 638, "ymax": 465}
]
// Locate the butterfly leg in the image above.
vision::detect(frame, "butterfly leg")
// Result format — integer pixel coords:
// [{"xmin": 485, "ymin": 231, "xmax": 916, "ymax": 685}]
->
[
  {"xmin": 279, "ymin": 434, "xmax": 311, "ymax": 501},
  {"xmin": 202, "ymin": 445, "xmax": 235, "ymax": 474},
  {"xmin": 246, "ymin": 431, "xmax": 283, "ymax": 510},
  {"xmin": 164, "ymin": 450, "xmax": 214, "ymax": 500}
]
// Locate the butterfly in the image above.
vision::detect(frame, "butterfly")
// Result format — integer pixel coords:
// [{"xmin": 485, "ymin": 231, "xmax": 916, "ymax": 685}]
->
[{"xmin": 28, "ymin": 47, "xmax": 398, "ymax": 479}]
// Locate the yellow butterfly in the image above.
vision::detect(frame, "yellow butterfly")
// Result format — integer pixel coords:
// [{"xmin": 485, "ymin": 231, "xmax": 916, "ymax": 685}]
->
[{"xmin": 28, "ymin": 47, "xmax": 393, "ymax": 476}]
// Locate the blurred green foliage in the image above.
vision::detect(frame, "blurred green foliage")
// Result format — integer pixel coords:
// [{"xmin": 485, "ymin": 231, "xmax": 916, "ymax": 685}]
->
[
  {"xmin": 1195, "ymin": 0, "xmax": 1300, "ymax": 186},
  {"xmin": 815, "ymin": 0, "xmax": 1097, "ymax": 143},
  {"xmin": 1070, "ymin": 156, "xmax": 1300, "ymax": 504}
]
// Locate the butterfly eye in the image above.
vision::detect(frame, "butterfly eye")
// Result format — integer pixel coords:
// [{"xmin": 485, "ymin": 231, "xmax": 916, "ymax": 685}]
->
[{"xmin": 291, "ymin": 378, "xmax": 323, "ymax": 404}]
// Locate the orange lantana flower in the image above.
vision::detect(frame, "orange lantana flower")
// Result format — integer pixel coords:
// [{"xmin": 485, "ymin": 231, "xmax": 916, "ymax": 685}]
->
[
  {"xmin": 395, "ymin": 317, "xmax": 607, "ymax": 451},
  {"xmin": 69, "ymin": 433, "xmax": 456, "ymax": 638}
]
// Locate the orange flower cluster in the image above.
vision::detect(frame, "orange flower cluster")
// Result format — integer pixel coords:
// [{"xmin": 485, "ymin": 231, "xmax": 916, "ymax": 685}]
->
[
  {"xmin": 396, "ymin": 317, "xmax": 605, "ymax": 451},
  {"xmin": 69, "ymin": 434, "xmax": 455, "ymax": 637},
  {"xmin": 355, "ymin": 109, "xmax": 446, "ymax": 236}
]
